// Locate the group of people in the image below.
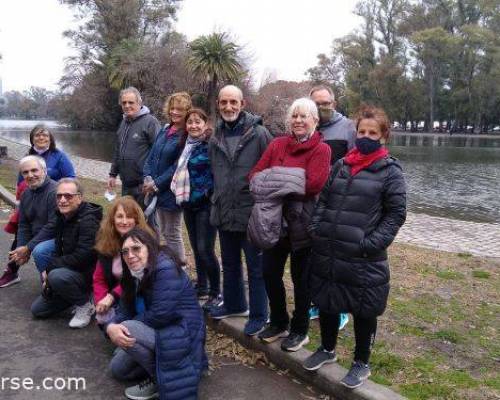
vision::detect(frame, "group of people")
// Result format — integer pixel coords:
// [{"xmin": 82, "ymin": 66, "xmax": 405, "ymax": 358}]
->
[{"xmin": 0, "ymin": 83, "xmax": 406, "ymax": 399}]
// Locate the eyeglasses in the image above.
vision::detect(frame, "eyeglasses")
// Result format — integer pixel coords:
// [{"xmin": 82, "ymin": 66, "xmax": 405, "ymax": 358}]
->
[
  {"xmin": 121, "ymin": 245, "xmax": 143, "ymax": 257},
  {"xmin": 121, "ymin": 101, "xmax": 136, "ymax": 105},
  {"xmin": 34, "ymin": 132, "xmax": 50, "ymax": 138},
  {"xmin": 315, "ymin": 101, "xmax": 333, "ymax": 107},
  {"xmin": 56, "ymin": 192, "xmax": 81, "ymax": 201}
]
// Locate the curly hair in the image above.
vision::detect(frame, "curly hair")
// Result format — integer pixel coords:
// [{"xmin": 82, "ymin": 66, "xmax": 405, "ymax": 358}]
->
[
  {"xmin": 162, "ymin": 92, "xmax": 192, "ymax": 122},
  {"xmin": 353, "ymin": 104, "xmax": 391, "ymax": 140},
  {"xmin": 94, "ymin": 196, "xmax": 154, "ymax": 257}
]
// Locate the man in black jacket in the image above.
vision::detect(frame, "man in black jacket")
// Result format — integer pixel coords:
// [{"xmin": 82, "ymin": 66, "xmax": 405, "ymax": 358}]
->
[
  {"xmin": 31, "ymin": 178, "xmax": 103, "ymax": 328},
  {"xmin": 108, "ymin": 86, "xmax": 160, "ymax": 206},
  {"xmin": 208, "ymin": 85, "xmax": 272, "ymax": 336}
]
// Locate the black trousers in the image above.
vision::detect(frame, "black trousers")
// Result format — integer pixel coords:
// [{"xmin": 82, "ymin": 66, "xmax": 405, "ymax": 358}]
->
[
  {"xmin": 319, "ymin": 311, "xmax": 377, "ymax": 364},
  {"xmin": 262, "ymin": 240, "xmax": 311, "ymax": 335}
]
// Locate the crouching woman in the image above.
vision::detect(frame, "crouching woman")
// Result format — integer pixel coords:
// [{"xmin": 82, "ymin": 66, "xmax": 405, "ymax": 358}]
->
[{"xmin": 106, "ymin": 227, "xmax": 207, "ymax": 400}]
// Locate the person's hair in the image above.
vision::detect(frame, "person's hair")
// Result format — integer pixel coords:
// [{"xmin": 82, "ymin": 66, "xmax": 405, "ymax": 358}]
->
[
  {"xmin": 353, "ymin": 104, "xmax": 391, "ymax": 140},
  {"xmin": 178, "ymin": 108, "xmax": 211, "ymax": 148},
  {"xmin": 119, "ymin": 87, "xmax": 143, "ymax": 106},
  {"xmin": 309, "ymin": 85, "xmax": 335, "ymax": 102},
  {"xmin": 285, "ymin": 98, "xmax": 319, "ymax": 133},
  {"xmin": 28, "ymin": 124, "xmax": 56, "ymax": 152},
  {"xmin": 218, "ymin": 85, "xmax": 243, "ymax": 101},
  {"xmin": 162, "ymin": 92, "xmax": 192, "ymax": 122},
  {"xmin": 57, "ymin": 177, "xmax": 84, "ymax": 195},
  {"xmin": 95, "ymin": 196, "xmax": 154, "ymax": 257},
  {"xmin": 19, "ymin": 155, "xmax": 47, "ymax": 173}
]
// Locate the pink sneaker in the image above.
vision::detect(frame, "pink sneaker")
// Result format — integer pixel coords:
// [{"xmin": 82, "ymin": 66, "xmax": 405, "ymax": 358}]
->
[{"xmin": 0, "ymin": 268, "xmax": 20, "ymax": 288}]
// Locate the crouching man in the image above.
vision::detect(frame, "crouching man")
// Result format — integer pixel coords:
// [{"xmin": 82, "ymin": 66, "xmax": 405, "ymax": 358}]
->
[{"xmin": 31, "ymin": 178, "xmax": 103, "ymax": 328}]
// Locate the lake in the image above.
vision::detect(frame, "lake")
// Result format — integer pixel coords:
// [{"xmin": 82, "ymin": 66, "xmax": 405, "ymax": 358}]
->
[{"xmin": 1, "ymin": 120, "xmax": 499, "ymax": 224}]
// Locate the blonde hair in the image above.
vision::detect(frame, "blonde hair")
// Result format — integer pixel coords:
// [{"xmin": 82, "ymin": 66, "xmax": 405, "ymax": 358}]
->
[{"xmin": 162, "ymin": 92, "xmax": 192, "ymax": 122}]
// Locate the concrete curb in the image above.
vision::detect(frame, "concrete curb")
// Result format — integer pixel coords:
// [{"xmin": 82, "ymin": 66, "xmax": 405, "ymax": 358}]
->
[
  {"xmin": 208, "ymin": 317, "xmax": 406, "ymax": 400},
  {"xmin": 0, "ymin": 183, "xmax": 17, "ymax": 207}
]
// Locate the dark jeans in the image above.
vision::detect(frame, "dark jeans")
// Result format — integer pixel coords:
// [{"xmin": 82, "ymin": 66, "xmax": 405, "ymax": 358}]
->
[
  {"xmin": 184, "ymin": 208, "xmax": 220, "ymax": 296},
  {"xmin": 31, "ymin": 268, "xmax": 90, "ymax": 318},
  {"xmin": 263, "ymin": 241, "xmax": 311, "ymax": 335},
  {"xmin": 122, "ymin": 184, "xmax": 145, "ymax": 209},
  {"xmin": 320, "ymin": 311, "xmax": 377, "ymax": 364},
  {"xmin": 218, "ymin": 230, "xmax": 268, "ymax": 323},
  {"xmin": 7, "ymin": 235, "xmax": 19, "ymax": 274}
]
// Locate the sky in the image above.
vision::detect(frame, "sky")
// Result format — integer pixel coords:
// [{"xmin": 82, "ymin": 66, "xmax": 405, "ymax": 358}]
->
[{"xmin": 0, "ymin": 0, "xmax": 360, "ymax": 93}]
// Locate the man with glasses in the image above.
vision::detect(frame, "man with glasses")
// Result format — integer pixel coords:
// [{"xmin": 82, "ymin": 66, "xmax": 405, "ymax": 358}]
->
[
  {"xmin": 108, "ymin": 86, "xmax": 160, "ymax": 206},
  {"xmin": 31, "ymin": 178, "xmax": 103, "ymax": 328},
  {"xmin": 309, "ymin": 85, "xmax": 356, "ymax": 164},
  {"xmin": 4, "ymin": 156, "xmax": 58, "ymax": 286}
]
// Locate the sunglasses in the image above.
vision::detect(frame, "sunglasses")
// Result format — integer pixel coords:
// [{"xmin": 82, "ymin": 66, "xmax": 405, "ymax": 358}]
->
[
  {"xmin": 56, "ymin": 192, "xmax": 80, "ymax": 201},
  {"xmin": 121, "ymin": 245, "xmax": 143, "ymax": 257}
]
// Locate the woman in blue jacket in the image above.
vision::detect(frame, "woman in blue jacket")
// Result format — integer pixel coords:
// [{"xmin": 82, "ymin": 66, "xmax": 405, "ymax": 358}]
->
[
  {"xmin": 143, "ymin": 92, "xmax": 191, "ymax": 265},
  {"xmin": 106, "ymin": 227, "xmax": 207, "ymax": 400}
]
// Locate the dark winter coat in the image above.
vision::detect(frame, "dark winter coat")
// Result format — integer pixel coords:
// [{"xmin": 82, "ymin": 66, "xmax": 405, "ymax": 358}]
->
[
  {"xmin": 209, "ymin": 111, "xmax": 272, "ymax": 232},
  {"xmin": 110, "ymin": 106, "xmax": 161, "ymax": 188},
  {"xmin": 309, "ymin": 157, "xmax": 406, "ymax": 318},
  {"xmin": 41, "ymin": 202, "xmax": 103, "ymax": 287},
  {"xmin": 143, "ymin": 125, "xmax": 183, "ymax": 211},
  {"xmin": 113, "ymin": 254, "xmax": 207, "ymax": 400},
  {"xmin": 318, "ymin": 112, "xmax": 356, "ymax": 164},
  {"xmin": 17, "ymin": 177, "xmax": 58, "ymax": 251},
  {"xmin": 18, "ymin": 148, "xmax": 76, "ymax": 184}
]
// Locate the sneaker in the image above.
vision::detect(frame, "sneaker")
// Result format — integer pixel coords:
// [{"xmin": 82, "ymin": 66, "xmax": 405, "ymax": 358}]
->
[
  {"xmin": 339, "ymin": 313, "xmax": 349, "ymax": 330},
  {"xmin": 340, "ymin": 361, "xmax": 371, "ymax": 389},
  {"xmin": 309, "ymin": 307, "xmax": 319, "ymax": 320},
  {"xmin": 69, "ymin": 301, "xmax": 95, "ymax": 328},
  {"xmin": 194, "ymin": 284, "xmax": 209, "ymax": 300},
  {"xmin": 281, "ymin": 333, "xmax": 310, "ymax": 352},
  {"xmin": 244, "ymin": 319, "xmax": 266, "ymax": 336},
  {"xmin": 202, "ymin": 294, "xmax": 223, "ymax": 312},
  {"xmin": 302, "ymin": 346, "xmax": 337, "ymax": 371},
  {"xmin": 0, "ymin": 267, "xmax": 20, "ymax": 288},
  {"xmin": 209, "ymin": 304, "xmax": 249, "ymax": 320},
  {"xmin": 124, "ymin": 377, "xmax": 159, "ymax": 400},
  {"xmin": 258, "ymin": 325, "xmax": 289, "ymax": 343}
]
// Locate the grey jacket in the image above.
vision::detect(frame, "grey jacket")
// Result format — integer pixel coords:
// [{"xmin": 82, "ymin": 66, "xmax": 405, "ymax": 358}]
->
[
  {"xmin": 248, "ymin": 167, "xmax": 314, "ymax": 250},
  {"xmin": 110, "ymin": 106, "xmax": 161, "ymax": 187},
  {"xmin": 17, "ymin": 177, "xmax": 57, "ymax": 251},
  {"xmin": 209, "ymin": 111, "xmax": 272, "ymax": 232},
  {"xmin": 319, "ymin": 111, "xmax": 356, "ymax": 164}
]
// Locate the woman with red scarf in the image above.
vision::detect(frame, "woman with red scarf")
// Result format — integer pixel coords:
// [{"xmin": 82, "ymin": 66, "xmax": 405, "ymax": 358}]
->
[{"xmin": 303, "ymin": 105, "xmax": 406, "ymax": 389}]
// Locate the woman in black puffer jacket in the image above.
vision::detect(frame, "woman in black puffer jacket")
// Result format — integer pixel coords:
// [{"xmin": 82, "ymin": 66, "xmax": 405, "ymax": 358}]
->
[{"xmin": 303, "ymin": 105, "xmax": 406, "ymax": 389}]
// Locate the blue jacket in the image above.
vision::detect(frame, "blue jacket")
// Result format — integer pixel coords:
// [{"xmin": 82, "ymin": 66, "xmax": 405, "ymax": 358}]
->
[
  {"xmin": 143, "ymin": 125, "xmax": 182, "ymax": 211},
  {"xmin": 182, "ymin": 141, "xmax": 213, "ymax": 210},
  {"xmin": 113, "ymin": 254, "xmax": 207, "ymax": 400},
  {"xmin": 18, "ymin": 148, "xmax": 76, "ymax": 184}
]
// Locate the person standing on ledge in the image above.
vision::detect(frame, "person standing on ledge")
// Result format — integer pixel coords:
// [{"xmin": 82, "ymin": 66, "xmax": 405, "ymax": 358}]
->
[{"xmin": 108, "ymin": 87, "xmax": 160, "ymax": 207}]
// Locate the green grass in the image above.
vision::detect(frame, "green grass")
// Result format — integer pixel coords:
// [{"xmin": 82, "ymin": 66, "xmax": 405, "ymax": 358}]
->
[
  {"xmin": 400, "ymin": 383, "xmax": 455, "ymax": 400},
  {"xmin": 435, "ymin": 269, "xmax": 464, "ymax": 280},
  {"xmin": 472, "ymin": 270, "xmax": 490, "ymax": 279}
]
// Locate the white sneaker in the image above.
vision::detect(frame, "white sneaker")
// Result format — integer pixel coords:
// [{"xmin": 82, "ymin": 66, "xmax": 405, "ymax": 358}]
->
[{"xmin": 69, "ymin": 301, "xmax": 95, "ymax": 328}]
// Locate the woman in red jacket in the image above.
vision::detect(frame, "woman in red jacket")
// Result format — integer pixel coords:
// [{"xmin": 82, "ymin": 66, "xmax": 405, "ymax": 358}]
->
[
  {"xmin": 93, "ymin": 196, "xmax": 155, "ymax": 327},
  {"xmin": 249, "ymin": 98, "xmax": 331, "ymax": 352}
]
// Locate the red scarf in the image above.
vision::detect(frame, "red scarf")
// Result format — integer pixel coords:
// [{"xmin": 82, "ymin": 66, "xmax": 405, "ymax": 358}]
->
[{"xmin": 344, "ymin": 147, "xmax": 389, "ymax": 176}]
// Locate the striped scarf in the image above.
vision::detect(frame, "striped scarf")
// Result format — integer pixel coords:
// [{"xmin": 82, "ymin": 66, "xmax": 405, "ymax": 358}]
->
[{"xmin": 171, "ymin": 137, "xmax": 202, "ymax": 205}]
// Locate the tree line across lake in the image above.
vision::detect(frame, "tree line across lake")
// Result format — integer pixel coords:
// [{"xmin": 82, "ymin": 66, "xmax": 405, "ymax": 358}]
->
[{"xmin": 1, "ymin": 0, "xmax": 499, "ymax": 134}]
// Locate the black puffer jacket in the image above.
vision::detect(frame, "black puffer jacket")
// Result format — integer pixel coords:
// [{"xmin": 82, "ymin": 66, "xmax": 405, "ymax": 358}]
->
[{"xmin": 309, "ymin": 157, "xmax": 406, "ymax": 318}]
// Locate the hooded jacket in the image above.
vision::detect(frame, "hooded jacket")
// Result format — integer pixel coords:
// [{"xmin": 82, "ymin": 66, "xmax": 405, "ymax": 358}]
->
[
  {"xmin": 319, "ymin": 111, "xmax": 356, "ymax": 164},
  {"xmin": 309, "ymin": 157, "xmax": 406, "ymax": 318},
  {"xmin": 110, "ymin": 106, "xmax": 161, "ymax": 187},
  {"xmin": 209, "ymin": 111, "xmax": 272, "ymax": 232}
]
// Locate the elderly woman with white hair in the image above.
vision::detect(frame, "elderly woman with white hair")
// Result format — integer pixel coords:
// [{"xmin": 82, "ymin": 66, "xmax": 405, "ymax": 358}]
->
[{"xmin": 249, "ymin": 98, "xmax": 331, "ymax": 352}]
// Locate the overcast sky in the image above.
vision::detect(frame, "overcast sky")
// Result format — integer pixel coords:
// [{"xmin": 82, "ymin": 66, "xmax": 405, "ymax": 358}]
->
[{"xmin": 0, "ymin": 0, "xmax": 360, "ymax": 93}]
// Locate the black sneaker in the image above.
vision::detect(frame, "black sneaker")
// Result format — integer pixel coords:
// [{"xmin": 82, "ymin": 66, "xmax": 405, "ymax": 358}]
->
[
  {"xmin": 202, "ymin": 294, "xmax": 223, "ymax": 312},
  {"xmin": 280, "ymin": 333, "xmax": 310, "ymax": 352},
  {"xmin": 340, "ymin": 361, "xmax": 371, "ymax": 389},
  {"xmin": 302, "ymin": 346, "xmax": 337, "ymax": 371},
  {"xmin": 194, "ymin": 284, "xmax": 209, "ymax": 300},
  {"xmin": 258, "ymin": 325, "xmax": 289, "ymax": 343}
]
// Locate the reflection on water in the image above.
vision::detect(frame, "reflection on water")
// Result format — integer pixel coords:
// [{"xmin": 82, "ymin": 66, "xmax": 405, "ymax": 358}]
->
[{"xmin": 1, "ymin": 121, "xmax": 499, "ymax": 223}]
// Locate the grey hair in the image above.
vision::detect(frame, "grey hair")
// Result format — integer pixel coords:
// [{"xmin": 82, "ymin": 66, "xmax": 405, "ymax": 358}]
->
[
  {"xmin": 309, "ymin": 85, "xmax": 335, "ymax": 102},
  {"xmin": 119, "ymin": 87, "xmax": 143, "ymax": 106},
  {"xmin": 57, "ymin": 178, "xmax": 84, "ymax": 196},
  {"xmin": 218, "ymin": 85, "xmax": 243, "ymax": 101},
  {"xmin": 19, "ymin": 155, "xmax": 47, "ymax": 173},
  {"xmin": 285, "ymin": 98, "xmax": 319, "ymax": 132}
]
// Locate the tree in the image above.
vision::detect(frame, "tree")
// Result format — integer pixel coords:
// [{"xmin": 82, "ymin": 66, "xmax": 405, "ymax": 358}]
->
[{"xmin": 187, "ymin": 32, "xmax": 244, "ymax": 117}]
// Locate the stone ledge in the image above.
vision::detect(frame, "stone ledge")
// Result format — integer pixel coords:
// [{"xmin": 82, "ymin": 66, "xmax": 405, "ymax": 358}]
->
[{"xmin": 207, "ymin": 316, "xmax": 406, "ymax": 400}]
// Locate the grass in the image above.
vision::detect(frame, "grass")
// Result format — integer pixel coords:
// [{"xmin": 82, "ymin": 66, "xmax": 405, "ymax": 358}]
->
[{"xmin": 1, "ymin": 160, "xmax": 499, "ymax": 399}]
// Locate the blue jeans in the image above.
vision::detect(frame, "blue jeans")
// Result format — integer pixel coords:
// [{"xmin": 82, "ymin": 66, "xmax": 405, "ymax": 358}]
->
[
  {"xmin": 218, "ymin": 230, "xmax": 268, "ymax": 322},
  {"xmin": 184, "ymin": 208, "xmax": 220, "ymax": 297},
  {"xmin": 31, "ymin": 239, "xmax": 56, "ymax": 273}
]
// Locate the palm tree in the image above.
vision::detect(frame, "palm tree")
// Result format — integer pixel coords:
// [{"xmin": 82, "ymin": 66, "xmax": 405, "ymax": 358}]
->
[{"xmin": 187, "ymin": 32, "xmax": 243, "ymax": 117}]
